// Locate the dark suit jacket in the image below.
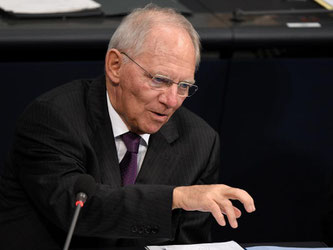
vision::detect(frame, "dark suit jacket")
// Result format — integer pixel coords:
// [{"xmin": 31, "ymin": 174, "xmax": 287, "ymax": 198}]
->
[{"xmin": 0, "ymin": 77, "xmax": 220, "ymax": 250}]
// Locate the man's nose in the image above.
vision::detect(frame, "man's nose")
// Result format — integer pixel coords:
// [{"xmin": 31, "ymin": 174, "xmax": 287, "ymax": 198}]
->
[{"xmin": 159, "ymin": 84, "xmax": 179, "ymax": 108}]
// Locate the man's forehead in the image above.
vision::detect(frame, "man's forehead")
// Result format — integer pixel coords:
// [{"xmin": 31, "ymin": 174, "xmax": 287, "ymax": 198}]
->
[
  {"xmin": 144, "ymin": 25, "xmax": 192, "ymax": 49},
  {"xmin": 139, "ymin": 27, "xmax": 195, "ymax": 62}
]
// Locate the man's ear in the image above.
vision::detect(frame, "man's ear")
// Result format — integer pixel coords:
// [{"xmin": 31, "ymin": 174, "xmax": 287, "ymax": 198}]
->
[{"xmin": 105, "ymin": 49, "xmax": 122, "ymax": 84}]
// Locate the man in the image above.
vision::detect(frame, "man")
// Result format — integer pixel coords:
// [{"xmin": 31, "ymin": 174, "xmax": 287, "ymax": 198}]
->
[{"xmin": 0, "ymin": 4, "xmax": 255, "ymax": 249}]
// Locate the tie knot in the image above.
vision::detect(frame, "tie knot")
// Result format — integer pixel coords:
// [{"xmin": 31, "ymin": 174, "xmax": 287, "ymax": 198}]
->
[{"xmin": 121, "ymin": 132, "xmax": 141, "ymax": 153}]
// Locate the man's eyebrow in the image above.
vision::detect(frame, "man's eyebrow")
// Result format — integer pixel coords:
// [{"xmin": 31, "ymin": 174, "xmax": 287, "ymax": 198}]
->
[
  {"xmin": 184, "ymin": 81, "xmax": 196, "ymax": 85},
  {"xmin": 153, "ymin": 72, "xmax": 171, "ymax": 78},
  {"xmin": 181, "ymin": 78, "xmax": 196, "ymax": 84},
  {"xmin": 154, "ymin": 73, "xmax": 195, "ymax": 84}
]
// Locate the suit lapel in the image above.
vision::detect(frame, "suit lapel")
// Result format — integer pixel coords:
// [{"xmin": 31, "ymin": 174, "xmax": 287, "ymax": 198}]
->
[
  {"xmin": 86, "ymin": 76, "xmax": 122, "ymax": 186},
  {"xmin": 136, "ymin": 114, "xmax": 182, "ymax": 185}
]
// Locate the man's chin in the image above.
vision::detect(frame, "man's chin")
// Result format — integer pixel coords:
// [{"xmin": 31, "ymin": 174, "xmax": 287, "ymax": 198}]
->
[
  {"xmin": 140, "ymin": 123, "xmax": 166, "ymax": 135},
  {"xmin": 143, "ymin": 127, "xmax": 163, "ymax": 135}
]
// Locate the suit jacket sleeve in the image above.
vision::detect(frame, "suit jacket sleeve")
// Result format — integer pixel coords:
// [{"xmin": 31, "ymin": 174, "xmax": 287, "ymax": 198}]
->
[{"xmin": 11, "ymin": 99, "xmax": 174, "ymax": 241}]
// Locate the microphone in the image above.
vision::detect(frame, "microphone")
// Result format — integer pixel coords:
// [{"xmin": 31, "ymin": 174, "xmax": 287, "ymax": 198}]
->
[{"xmin": 63, "ymin": 175, "xmax": 96, "ymax": 250}]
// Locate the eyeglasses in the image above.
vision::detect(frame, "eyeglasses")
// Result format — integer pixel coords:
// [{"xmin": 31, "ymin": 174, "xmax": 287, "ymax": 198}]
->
[{"xmin": 121, "ymin": 52, "xmax": 198, "ymax": 97}]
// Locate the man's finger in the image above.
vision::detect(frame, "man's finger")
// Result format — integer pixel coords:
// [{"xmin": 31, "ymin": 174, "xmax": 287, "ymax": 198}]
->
[
  {"xmin": 210, "ymin": 202, "xmax": 226, "ymax": 227},
  {"xmin": 234, "ymin": 206, "xmax": 242, "ymax": 218},
  {"xmin": 226, "ymin": 188, "xmax": 256, "ymax": 213},
  {"xmin": 219, "ymin": 200, "xmax": 238, "ymax": 228}
]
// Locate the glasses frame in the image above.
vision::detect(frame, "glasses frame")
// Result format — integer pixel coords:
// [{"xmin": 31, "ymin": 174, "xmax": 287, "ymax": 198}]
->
[{"xmin": 120, "ymin": 51, "xmax": 198, "ymax": 97}]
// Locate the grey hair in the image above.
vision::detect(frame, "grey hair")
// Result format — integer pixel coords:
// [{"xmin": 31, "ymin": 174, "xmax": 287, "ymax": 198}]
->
[{"xmin": 108, "ymin": 4, "xmax": 201, "ymax": 68}]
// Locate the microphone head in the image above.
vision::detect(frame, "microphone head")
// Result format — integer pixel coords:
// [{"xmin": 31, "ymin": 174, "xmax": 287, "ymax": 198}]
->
[{"xmin": 73, "ymin": 174, "xmax": 96, "ymax": 199}]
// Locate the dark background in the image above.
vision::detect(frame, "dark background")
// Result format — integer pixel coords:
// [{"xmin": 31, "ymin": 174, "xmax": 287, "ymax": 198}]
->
[{"xmin": 1, "ymin": 0, "xmax": 333, "ymax": 246}]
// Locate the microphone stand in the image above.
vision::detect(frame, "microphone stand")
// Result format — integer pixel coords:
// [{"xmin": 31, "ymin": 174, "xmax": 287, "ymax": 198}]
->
[{"xmin": 63, "ymin": 192, "xmax": 87, "ymax": 250}]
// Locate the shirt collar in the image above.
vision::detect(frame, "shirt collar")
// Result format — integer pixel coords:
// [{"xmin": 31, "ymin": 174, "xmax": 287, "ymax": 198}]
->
[{"xmin": 106, "ymin": 91, "xmax": 150, "ymax": 145}]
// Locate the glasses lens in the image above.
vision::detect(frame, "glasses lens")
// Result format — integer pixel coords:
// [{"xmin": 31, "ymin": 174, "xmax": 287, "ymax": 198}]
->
[
  {"xmin": 177, "ymin": 82, "xmax": 190, "ymax": 96},
  {"xmin": 150, "ymin": 75, "xmax": 198, "ymax": 97}
]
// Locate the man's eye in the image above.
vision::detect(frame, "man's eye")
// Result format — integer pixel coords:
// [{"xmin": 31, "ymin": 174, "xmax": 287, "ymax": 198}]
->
[
  {"xmin": 153, "ymin": 76, "xmax": 171, "ymax": 85},
  {"xmin": 179, "ymin": 82, "xmax": 189, "ymax": 89}
]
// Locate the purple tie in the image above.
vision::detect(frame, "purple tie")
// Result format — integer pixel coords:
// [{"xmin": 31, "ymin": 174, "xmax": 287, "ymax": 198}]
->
[{"xmin": 119, "ymin": 132, "xmax": 141, "ymax": 186}]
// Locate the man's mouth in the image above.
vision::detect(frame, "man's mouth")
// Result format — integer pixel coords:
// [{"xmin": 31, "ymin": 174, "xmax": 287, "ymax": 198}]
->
[
  {"xmin": 151, "ymin": 111, "xmax": 169, "ymax": 121},
  {"xmin": 153, "ymin": 112, "xmax": 167, "ymax": 117}
]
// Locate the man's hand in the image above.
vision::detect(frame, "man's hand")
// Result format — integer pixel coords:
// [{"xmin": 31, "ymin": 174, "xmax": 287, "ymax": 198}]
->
[{"xmin": 172, "ymin": 184, "xmax": 255, "ymax": 228}]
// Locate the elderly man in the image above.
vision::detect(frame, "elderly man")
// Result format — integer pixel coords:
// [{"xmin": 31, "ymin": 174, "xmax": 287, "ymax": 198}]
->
[{"xmin": 0, "ymin": 4, "xmax": 255, "ymax": 249}]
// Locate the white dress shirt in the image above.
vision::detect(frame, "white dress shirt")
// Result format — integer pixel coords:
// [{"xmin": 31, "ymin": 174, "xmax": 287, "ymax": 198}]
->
[{"xmin": 106, "ymin": 91, "xmax": 150, "ymax": 172}]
